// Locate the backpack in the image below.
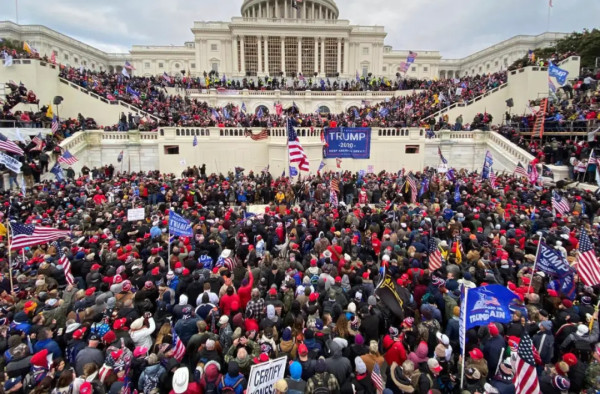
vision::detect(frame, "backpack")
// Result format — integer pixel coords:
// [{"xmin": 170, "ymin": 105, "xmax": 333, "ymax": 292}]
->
[
  {"xmin": 220, "ymin": 375, "xmax": 243, "ymax": 394},
  {"xmin": 311, "ymin": 373, "xmax": 331, "ymax": 394},
  {"xmin": 142, "ymin": 371, "xmax": 160, "ymax": 393},
  {"xmin": 202, "ymin": 376, "xmax": 218, "ymax": 394}
]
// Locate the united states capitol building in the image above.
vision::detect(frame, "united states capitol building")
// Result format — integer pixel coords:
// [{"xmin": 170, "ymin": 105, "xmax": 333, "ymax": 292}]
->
[{"xmin": 0, "ymin": 0, "xmax": 566, "ymax": 80}]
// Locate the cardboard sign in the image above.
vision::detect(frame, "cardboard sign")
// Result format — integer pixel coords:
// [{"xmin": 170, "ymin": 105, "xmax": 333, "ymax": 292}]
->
[
  {"xmin": 247, "ymin": 356, "xmax": 287, "ymax": 394},
  {"xmin": 127, "ymin": 208, "xmax": 145, "ymax": 222}
]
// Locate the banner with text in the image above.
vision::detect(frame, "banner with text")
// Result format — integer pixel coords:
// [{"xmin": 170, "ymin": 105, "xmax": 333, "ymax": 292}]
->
[
  {"xmin": 323, "ymin": 127, "xmax": 371, "ymax": 159},
  {"xmin": 247, "ymin": 356, "xmax": 287, "ymax": 394},
  {"xmin": 0, "ymin": 152, "xmax": 22, "ymax": 173}
]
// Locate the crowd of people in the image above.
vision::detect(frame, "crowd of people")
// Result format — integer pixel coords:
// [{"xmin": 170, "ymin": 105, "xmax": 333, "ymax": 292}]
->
[{"xmin": 0, "ymin": 162, "xmax": 597, "ymax": 394}]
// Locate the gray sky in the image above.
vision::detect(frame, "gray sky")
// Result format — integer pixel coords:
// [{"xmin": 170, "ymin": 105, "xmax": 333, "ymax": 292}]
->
[{"xmin": 1, "ymin": 0, "xmax": 597, "ymax": 58}]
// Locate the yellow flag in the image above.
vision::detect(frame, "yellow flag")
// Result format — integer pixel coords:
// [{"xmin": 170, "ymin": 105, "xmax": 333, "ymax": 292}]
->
[
  {"xmin": 23, "ymin": 42, "xmax": 32, "ymax": 54},
  {"xmin": 455, "ymin": 241, "xmax": 462, "ymax": 264},
  {"xmin": 46, "ymin": 105, "xmax": 53, "ymax": 118}
]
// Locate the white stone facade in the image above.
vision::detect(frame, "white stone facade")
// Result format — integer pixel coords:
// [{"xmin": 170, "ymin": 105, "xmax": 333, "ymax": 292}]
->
[{"xmin": 0, "ymin": 2, "xmax": 568, "ymax": 81}]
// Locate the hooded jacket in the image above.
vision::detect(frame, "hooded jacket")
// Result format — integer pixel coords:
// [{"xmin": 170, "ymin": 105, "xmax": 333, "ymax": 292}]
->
[{"xmin": 324, "ymin": 340, "xmax": 352, "ymax": 387}]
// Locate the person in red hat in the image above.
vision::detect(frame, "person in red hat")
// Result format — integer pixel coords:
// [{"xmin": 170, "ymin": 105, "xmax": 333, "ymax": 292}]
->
[
  {"xmin": 483, "ymin": 323, "xmax": 505, "ymax": 376},
  {"xmin": 465, "ymin": 348, "xmax": 488, "ymax": 382}
]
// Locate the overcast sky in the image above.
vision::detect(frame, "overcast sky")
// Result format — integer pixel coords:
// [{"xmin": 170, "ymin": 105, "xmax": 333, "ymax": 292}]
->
[{"xmin": 1, "ymin": 0, "xmax": 597, "ymax": 58}]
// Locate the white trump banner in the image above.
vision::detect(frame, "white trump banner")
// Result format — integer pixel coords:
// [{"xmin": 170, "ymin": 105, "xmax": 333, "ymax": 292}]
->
[{"xmin": 127, "ymin": 208, "xmax": 145, "ymax": 222}]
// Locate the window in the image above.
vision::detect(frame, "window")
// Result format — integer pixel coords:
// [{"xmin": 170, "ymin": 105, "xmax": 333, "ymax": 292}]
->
[
  {"xmin": 324, "ymin": 38, "xmax": 337, "ymax": 76},
  {"xmin": 362, "ymin": 47, "xmax": 369, "ymax": 55},
  {"xmin": 158, "ymin": 62, "xmax": 164, "ymax": 68},
  {"xmin": 495, "ymin": 61, "xmax": 499, "ymax": 66},
  {"xmin": 362, "ymin": 66, "xmax": 368, "ymax": 76},
  {"xmin": 211, "ymin": 44, "xmax": 218, "ymax": 51},
  {"xmin": 423, "ymin": 66, "xmax": 428, "ymax": 72},
  {"xmin": 405, "ymin": 145, "xmax": 419, "ymax": 154},
  {"xmin": 164, "ymin": 145, "xmax": 179, "ymax": 155},
  {"xmin": 285, "ymin": 37, "xmax": 298, "ymax": 76},
  {"xmin": 382, "ymin": 66, "xmax": 387, "ymax": 72},
  {"xmin": 91, "ymin": 64, "xmax": 95, "ymax": 69},
  {"xmin": 411, "ymin": 66, "xmax": 416, "ymax": 72},
  {"xmin": 212, "ymin": 63, "xmax": 219, "ymax": 72},
  {"xmin": 64, "ymin": 54, "xmax": 69, "ymax": 60},
  {"xmin": 244, "ymin": 35, "xmax": 258, "ymax": 75},
  {"xmin": 83, "ymin": 61, "xmax": 87, "ymax": 66},
  {"xmin": 74, "ymin": 57, "xmax": 78, "ymax": 63},
  {"xmin": 268, "ymin": 36, "xmax": 281, "ymax": 76},
  {"xmin": 486, "ymin": 64, "xmax": 490, "ymax": 70},
  {"xmin": 174, "ymin": 63, "xmax": 180, "ymax": 69},
  {"xmin": 144, "ymin": 62, "xmax": 150, "ymax": 69},
  {"xmin": 191, "ymin": 63, "xmax": 196, "ymax": 69},
  {"xmin": 318, "ymin": 105, "xmax": 330, "ymax": 114},
  {"xmin": 301, "ymin": 37, "xmax": 314, "ymax": 76}
]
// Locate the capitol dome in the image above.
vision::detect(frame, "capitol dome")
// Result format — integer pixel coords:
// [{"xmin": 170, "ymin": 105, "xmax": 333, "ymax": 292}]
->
[{"xmin": 241, "ymin": 0, "xmax": 339, "ymax": 20}]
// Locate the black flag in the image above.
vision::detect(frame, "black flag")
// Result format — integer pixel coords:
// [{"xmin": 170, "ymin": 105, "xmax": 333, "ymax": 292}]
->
[{"xmin": 375, "ymin": 274, "xmax": 406, "ymax": 318}]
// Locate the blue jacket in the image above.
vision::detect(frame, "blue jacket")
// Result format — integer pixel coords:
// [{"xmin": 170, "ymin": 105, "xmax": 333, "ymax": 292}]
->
[
  {"xmin": 34, "ymin": 339, "xmax": 63, "ymax": 359},
  {"xmin": 218, "ymin": 374, "xmax": 245, "ymax": 394}
]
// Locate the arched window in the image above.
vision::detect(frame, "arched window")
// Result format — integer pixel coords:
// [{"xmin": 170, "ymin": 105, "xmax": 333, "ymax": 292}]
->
[
  {"xmin": 255, "ymin": 105, "xmax": 270, "ymax": 116},
  {"xmin": 317, "ymin": 106, "xmax": 330, "ymax": 115}
]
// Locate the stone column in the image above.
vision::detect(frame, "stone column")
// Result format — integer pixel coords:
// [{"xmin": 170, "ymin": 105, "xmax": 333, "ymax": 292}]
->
[
  {"xmin": 343, "ymin": 39, "xmax": 349, "ymax": 75},
  {"xmin": 257, "ymin": 36, "xmax": 263, "ymax": 74},
  {"xmin": 284, "ymin": 0, "xmax": 287, "ymax": 18},
  {"xmin": 297, "ymin": 37, "xmax": 302, "ymax": 76},
  {"xmin": 337, "ymin": 38, "xmax": 341, "ymax": 75},
  {"xmin": 312, "ymin": 2, "xmax": 315, "ymax": 19},
  {"xmin": 314, "ymin": 38, "xmax": 319, "ymax": 73},
  {"xmin": 240, "ymin": 36, "xmax": 246, "ymax": 75},
  {"xmin": 232, "ymin": 37, "xmax": 238, "ymax": 74},
  {"xmin": 320, "ymin": 38, "xmax": 325, "ymax": 75},
  {"xmin": 264, "ymin": 37, "xmax": 270, "ymax": 75},
  {"xmin": 281, "ymin": 37, "xmax": 286, "ymax": 75}
]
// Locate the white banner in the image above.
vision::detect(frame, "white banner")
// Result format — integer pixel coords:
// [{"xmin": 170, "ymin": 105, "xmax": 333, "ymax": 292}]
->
[
  {"xmin": 0, "ymin": 152, "xmax": 22, "ymax": 173},
  {"xmin": 247, "ymin": 356, "xmax": 287, "ymax": 394},
  {"xmin": 127, "ymin": 208, "xmax": 145, "ymax": 222}
]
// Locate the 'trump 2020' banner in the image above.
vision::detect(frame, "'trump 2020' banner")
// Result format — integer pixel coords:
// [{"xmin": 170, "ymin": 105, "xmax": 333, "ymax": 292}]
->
[{"xmin": 324, "ymin": 127, "xmax": 371, "ymax": 159}]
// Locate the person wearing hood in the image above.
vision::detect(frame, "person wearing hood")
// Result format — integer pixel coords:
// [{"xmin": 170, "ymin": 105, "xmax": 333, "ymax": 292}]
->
[
  {"xmin": 172, "ymin": 294, "xmax": 192, "ymax": 320},
  {"xmin": 407, "ymin": 341, "xmax": 429, "ymax": 369},
  {"xmin": 306, "ymin": 358, "xmax": 340, "ymax": 394},
  {"xmin": 389, "ymin": 361, "xmax": 415, "ymax": 394},
  {"xmin": 199, "ymin": 360, "xmax": 222, "ymax": 392},
  {"xmin": 260, "ymin": 304, "xmax": 282, "ymax": 332},
  {"xmin": 285, "ymin": 361, "xmax": 306, "ymax": 394},
  {"xmin": 218, "ymin": 360, "xmax": 246, "ymax": 394},
  {"xmin": 383, "ymin": 328, "xmax": 407, "ymax": 369},
  {"xmin": 325, "ymin": 339, "xmax": 352, "ymax": 389},
  {"xmin": 174, "ymin": 307, "xmax": 200, "ymax": 344},
  {"xmin": 278, "ymin": 326, "xmax": 297, "ymax": 360},
  {"xmin": 351, "ymin": 357, "xmax": 376, "ymax": 394},
  {"xmin": 138, "ymin": 353, "xmax": 166, "ymax": 393}
]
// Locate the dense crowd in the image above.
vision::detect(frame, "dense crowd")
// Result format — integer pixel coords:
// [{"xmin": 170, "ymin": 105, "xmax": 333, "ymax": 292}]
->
[{"xmin": 0, "ymin": 162, "xmax": 598, "ymax": 394}]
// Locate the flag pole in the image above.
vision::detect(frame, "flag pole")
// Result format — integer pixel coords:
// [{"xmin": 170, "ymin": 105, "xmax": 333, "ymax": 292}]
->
[
  {"xmin": 527, "ymin": 235, "xmax": 544, "ymax": 294},
  {"xmin": 546, "ymin": 1, "xmax": 551, "ymax": 33},
  {"xmin": 167, "ymin": 208, "xmax": 171, "ymax": 270},
  {"xmin": 6, "ymin": 221, "xmax": 13, "ymax": 293},
  {"xmin": 460, "ymin": 286, "xmax": 469, "ymax": 390}
]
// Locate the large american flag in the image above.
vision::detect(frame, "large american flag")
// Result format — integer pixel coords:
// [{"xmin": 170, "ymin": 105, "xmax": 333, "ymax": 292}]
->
[
  {"xmin": 245, "ymin": 129, "xmax": 268, "ymax": 141},
  {"xmin": 30, "ymin": 133, "xmax": 45, "ymax": 152},
  {"xmin": 0, "ymin": 133, "xmax": 24, "ymax": 156},
  {"xmin": 552, "ymin": 190, "xmax": 570, "ymax": 215},
  {"xmin": 371, "ymin": 363, "xmax": 385, "ymax": 393},
  {"xmin": 51, "ymin": 115, "xmax": 59, "ymax": 134},
  {"xmin": 9, "ymin": 222, "xmax": 71, "ymax": 250},
  {"xmin": 287, "ymin": 118, "xmax": 309, "ymax": 171},
  {"xmin": 428, "ymin": 238, "xmax": 442, "ymax": 271},
  {"xmin": 171, "ymin": 327, "xmax": 186, "ymax": 362},
  {"xmin": 511, "ymin": 333, "xmax": 541, "ymax": 394},
  {"xmin": 330, "ymin": 178, "xmax": 340, "ymax": 193},
  {"xmin": 489, "ymin": 168, "xmax": 497, "ymax": 188},
  {"xmin": 407, "ymin": 172, "xmax": 418, "ymax": 203},
  {"xmin": 54, "ymin": 243, "xmax": 75, "ymax": 286},
  {"xmin": 514, "ymin": 162, "xmax": 529, "ymax": 178},
  {"xmin": 57, "ymin": 150, "xmax": 78, "ymax": 165},
  {"xmin": 577, "ymin": 228, "xmax": 600, "ymax": 286}
]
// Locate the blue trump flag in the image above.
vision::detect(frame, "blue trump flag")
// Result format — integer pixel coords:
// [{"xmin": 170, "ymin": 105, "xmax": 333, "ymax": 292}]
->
[
  {"xmin": 50, "ymin": 162, "xmax": 64, "ymax": 182},
  {"xmin": 459, "ymin": 285, "xmax": 517, "ymax": 350},
  {"xmin": 454, "ymin": 183, "xmax": 460, "ymax": 203},
  {"xmin": 536, "ymin": 242, "xmax": 574, "ymax": 278},
  {"xmin": 168, "ymin": 210, "xmax": 193, "ymax": 237},
  {"xmin": 289, "ymin": 166, "xmax": 298, "ymax": 177},
  {"xmin": 548, "ymin": 62, "xmax": 569, "ymax": 86},
  {"xmin": 481, "ymin": 151, "xmax": 493, "ymax": 179}
]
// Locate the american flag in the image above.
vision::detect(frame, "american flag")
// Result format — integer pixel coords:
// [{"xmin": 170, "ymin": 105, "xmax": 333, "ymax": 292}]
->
[
  {"xmin": 589, "ymin": 150, "xmax": 598, "ymax": 165},
  {"xmin": 57, "ymin": 150, "xmax": 78, "ymax": 165},
  {"xmin": 287, "ymin": 118, "xmax": 309, "ymax": 171},
  {"xmin": 172, "ymin": 327, "xmax": 186, "ymax": 362},
  {"xmin": 51, "ymin": 115, "xmax": 59, "ymax": 134},
  {"xmin": 54, "ymin": 243, "xmax": 75, "ymax": 286},
  {"xmin": 9, "ymin": 222, "xmax": 71, "ymax": 250},
  {"xmin": 163, "ymin": 72, "xmax": 172, "ymax": 84},
  {"xmin": 407, "ymin": 51, "xmax": 418, "ymax": 63},
  {"xmin": 330, "ymin": 189, "xmax": 338, "ymax": 207},
  {"xmin": 407, "ymin": 172, "xmax": 418, "ymax": 203},
  {"xmin": 30, "ymin": 133, "xmax": 45, "ymax": 151},
  {"xmin": 514, "ymin": 162, "xmax": 529, "ymax": 178},
  {"xmin": 489, "ymin": 168, "xmax": 497, "ymax": 188},
  {"xmin": 428, "ymin": 238, "xmax": 442, "ymax": 271},
  {"xmin": 438, "ymin": 147, "xmax": 448, "ymax": 164},
  {"xmin": 577, "ymin": 228, "xmax": 600, "ymax": 286},
  {"xmin": 511, "ymin": 332, "xmax": 541, "ymax": 394},
  {"xmin": 124, "ymin": 61, "xmax": 135, "ymax": 70},
  {"xmin": 0, "ymin": 133, "xmax": 24, "ymax": 156},
  {"xmin": 528, "ymin": 163, "xmax": 538, "ymax": 184},
  {"xmin": 552, "ymin": 190, "xmax": 570, "ymax": 215},
  {"xmin": 331, "ymin": 178, "xmax": 340, "ymax": 193},
  {"xmin": 245, "ymin": 129, "xmax": 268, "ymax": 141},
  {"xmin": 371, "ymin": 363, "xmax": 385, "ymax": 393}
]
